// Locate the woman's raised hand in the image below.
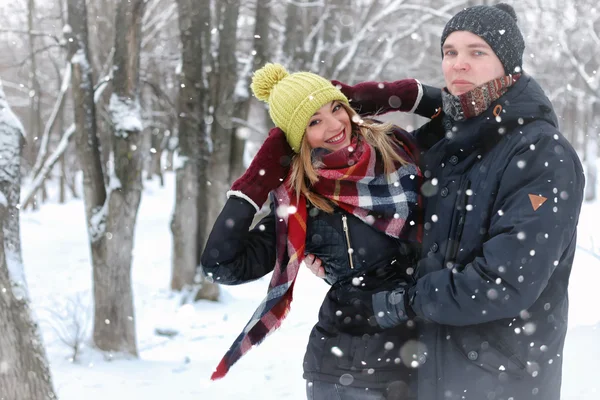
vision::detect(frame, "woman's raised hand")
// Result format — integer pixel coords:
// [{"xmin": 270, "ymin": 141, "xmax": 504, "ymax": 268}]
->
[{"xmin": 229, "ymin": 127, "xmax": 293, "ymax": 210}]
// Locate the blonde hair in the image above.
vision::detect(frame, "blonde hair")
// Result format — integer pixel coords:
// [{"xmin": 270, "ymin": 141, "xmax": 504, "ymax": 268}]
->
[{"xmin": 288, "ymin": 102, "xmax": 409, "ymax": 213}]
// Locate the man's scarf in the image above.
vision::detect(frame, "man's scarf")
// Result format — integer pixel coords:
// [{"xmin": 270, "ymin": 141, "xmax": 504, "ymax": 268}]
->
[
  {"xmin": 210, "ymin": 131, "xmax": 421, "ymax": 380},
  {"xmin": 442, "ymin": 74, "xmax": 521, "ymax": 121}
]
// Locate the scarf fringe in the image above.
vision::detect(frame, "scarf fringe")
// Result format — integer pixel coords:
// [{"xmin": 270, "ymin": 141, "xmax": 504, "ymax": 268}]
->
[{"xmin": 210, "ymin": 280, "xmax": 296, "ymax": 380}]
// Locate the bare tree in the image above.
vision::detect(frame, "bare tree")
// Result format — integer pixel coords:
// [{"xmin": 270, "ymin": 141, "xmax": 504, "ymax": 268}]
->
[
  {"xmin": 93, "ymin": 0, "xmax": 147, "ymax": 356},
  {"xmin": 66, "ymin": 0, "xmax": 139, "ymax": 356},
  {"xmin": 25, "ymin": 0, "xmax": 43, "ymax": 170},
  {"xmin": 42, "ymin": 292, "xmax": 91, "ymax": 363},
  {"xmin": 0, "ymin": 79, "xmax": 57, "ymax": 400},
  {"xmin": 206, "ymin": 0, "xmax": 242, "ymax": 236},
  {"xmin": 229, "ymin": 0, "xmax": 272, "ymax": 182},
  {"xmin": 171, "ymin": 0, "xmax": 218, "ymax": 301}
]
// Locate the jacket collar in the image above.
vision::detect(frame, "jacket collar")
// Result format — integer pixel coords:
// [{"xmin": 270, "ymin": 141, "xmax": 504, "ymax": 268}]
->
[{"xmin": 416, "ymin": 74, "xmax": 558, "ymax": 162}]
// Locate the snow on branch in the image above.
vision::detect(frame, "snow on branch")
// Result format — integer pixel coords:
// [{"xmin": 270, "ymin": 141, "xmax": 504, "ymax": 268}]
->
[
  {"xmin": 20, "ymin": 125, "xmax": 76, "ymax": 208},
  {"xmin": 20, "ymin": 71, "xmax": 111, "ymax": 208},
  {"xmin": 332, "ymin": 0, "xmax": 464, "ymax": 78},
  {"xmin": 29, "ymin": 63, "xmax": 72, "ymax": 178},
  {"xmin": 286, "ymin": 0, "xmax": 324, "ymax": 7},
  {"xmin": 0, "ymin": 28, "xmax": 63, "ymax": 45},
  {"xmin": 558, "ymin": 30, "xmax": 599, "ymax": 98},
  {"xmin": 366, "ymin": 0, "xmax": 464, "ymax": 80}
]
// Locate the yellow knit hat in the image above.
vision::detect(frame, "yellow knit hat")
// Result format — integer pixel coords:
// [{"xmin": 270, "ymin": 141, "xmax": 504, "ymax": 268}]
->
[{"xmin": 250, "ymin": 63, "xmax": 350, "ymax": 152}]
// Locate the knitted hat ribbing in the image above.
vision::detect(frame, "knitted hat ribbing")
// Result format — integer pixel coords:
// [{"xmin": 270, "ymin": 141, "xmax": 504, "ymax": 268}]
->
[
  {"xmin": 441, "ymin": 3, "xmax": 525, "ymax": 75},
  {"xmin": 251, "ymin": 63, "xmax": 349, "ymax": 152}
]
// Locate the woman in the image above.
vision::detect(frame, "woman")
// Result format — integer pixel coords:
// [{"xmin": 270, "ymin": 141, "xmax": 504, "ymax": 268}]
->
[{"xmin": 202, "ymin": 63, "xmax": 429, "ymax": 400}]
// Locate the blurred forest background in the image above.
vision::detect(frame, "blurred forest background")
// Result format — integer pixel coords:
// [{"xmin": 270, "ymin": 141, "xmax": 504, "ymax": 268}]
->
[{"xmin": 0, "ymin": 0, "xmax": 598, "ymax": 396}]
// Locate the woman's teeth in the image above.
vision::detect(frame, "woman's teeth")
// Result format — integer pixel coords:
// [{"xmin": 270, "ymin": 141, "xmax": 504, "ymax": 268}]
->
[{"xmin": 326, "ymin": 131, "xmax": 344, "ymax": 144}]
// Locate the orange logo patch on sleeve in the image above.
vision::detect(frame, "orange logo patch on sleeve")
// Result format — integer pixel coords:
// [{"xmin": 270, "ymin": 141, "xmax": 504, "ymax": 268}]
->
[{"xmin": 528, "ymin": 194, "xmax": 547, "ymax": 211}]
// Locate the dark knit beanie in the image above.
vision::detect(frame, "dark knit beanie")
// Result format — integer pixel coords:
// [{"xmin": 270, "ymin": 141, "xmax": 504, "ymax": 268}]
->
[{"xmin": 441, "ymin": 3, "xmax": 525, "ymax": 74}]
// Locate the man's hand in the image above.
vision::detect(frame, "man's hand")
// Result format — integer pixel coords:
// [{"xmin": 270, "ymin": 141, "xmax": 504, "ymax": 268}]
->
[{"xmin": 331, "ymin": 279, "xmax": 410, "ymax": 333}]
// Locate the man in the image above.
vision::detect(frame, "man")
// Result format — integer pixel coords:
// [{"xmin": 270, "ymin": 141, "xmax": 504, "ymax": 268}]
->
[{"xmin": 310, "ymin": 3, "xmax": 585, "ymax": 399}]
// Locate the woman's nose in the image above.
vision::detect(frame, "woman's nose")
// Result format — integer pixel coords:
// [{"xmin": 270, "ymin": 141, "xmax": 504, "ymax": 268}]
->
[{"xmin": 323, "ymin": 114, "xmax": 342, "ymax": 131}]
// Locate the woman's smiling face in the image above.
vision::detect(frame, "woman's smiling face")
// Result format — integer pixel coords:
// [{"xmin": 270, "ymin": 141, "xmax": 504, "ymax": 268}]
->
[{"xmin": 305, "ymin": 101, "xmax": 352, "ymax": 151}]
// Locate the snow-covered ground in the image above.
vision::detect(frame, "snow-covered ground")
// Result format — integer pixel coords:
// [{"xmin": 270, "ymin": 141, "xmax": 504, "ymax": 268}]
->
[{"xmin": 20, "ymin": 172, "xmax": 599, "ymax": 399}]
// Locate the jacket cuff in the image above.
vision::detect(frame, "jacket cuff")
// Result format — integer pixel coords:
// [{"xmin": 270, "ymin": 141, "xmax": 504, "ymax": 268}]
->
[
  {"xmin": 414, "ymin": 84, "xmax": 442, "ymax": 119},
  {"xmin": 372, "ymin": 288, "xmax": 408, "ymax": 329},
  {"xmin": 227, "ymin": 190, "xmax": 260, "ymax": 212}
]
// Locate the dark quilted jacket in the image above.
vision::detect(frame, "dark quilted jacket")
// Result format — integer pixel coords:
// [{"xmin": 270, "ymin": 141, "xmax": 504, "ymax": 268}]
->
[{"xmin": 201, "ymin": 194, "xmax": 420, "ymax": 389}]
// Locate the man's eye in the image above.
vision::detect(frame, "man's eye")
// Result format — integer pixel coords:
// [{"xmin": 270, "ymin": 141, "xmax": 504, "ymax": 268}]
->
[
  {"xmin": 474, "ymin": 51, "xmax": 485, "ymax": 56},
  {"xmin": 445, "ymin": 50, "xmax": 456, "ymax": 56}
]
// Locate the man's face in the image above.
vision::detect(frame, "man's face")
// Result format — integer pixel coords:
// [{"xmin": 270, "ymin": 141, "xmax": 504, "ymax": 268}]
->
[{"xmin": 442, "ymin": 31, "xmax": 506, "ymax": 96}]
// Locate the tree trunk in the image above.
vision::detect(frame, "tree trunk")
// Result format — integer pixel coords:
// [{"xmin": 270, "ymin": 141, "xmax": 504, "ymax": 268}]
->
[
  {"xmin": 26, "ymin": 0, "xmax": 42, "ymax": 172},
  {"xmin": 66, "ymin": 0, "xmax": 112, "ymax": 354},
  {"xmin": 170, "ymin": 161, "xmax": 198, "ymax": 290},
  {"xmin": 206, "ymin": 0, "xmax": 241, "ymax": 235},
  {"xmin": 0, "ymin": 213, "xmax": 57, "ymax": 400},
  {"xmin": 0, "ymin": 81, "xmax": 57, "ymax": 400},
  {"xmin": 96, "ymin": 0, "xmax": 146, "ymax": 356},
  {"xmin": 585, "ymin": 102, "xmax": 598, "ymax": 202},
  {"xmin": 171, "ymin": 0, "xmax": 217, "ymax": 300},
  {"xmin": 229, "ymin": 0, "xmax": 272, "ymax": 182}
]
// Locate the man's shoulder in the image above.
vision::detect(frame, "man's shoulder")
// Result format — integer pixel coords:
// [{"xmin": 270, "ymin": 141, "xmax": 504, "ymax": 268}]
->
[{"xmin": 506, "ymin": 118, "xmax": 570, "ymax": 152}]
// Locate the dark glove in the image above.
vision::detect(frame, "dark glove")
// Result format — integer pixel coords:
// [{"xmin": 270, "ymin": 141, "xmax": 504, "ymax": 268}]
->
[
  {"xmin": 332, "ymin": 79, "xmax": 442, "ymax": 119},
  {"xmin": 228, "ymin": 127, "xmax": 293, "ymax": 210},
  {"xmin": 331, "ymin": 279, "xmax": 411, "ymax": 333}
]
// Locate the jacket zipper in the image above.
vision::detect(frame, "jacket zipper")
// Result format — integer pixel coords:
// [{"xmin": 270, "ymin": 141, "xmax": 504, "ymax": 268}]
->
[
  {"xmin": 444, "ymin": 180, "xmax": 471, "ymax": 264},
  {"xmin": 341, "ymin": 214, "xmax": 355, "ymax": 269}
]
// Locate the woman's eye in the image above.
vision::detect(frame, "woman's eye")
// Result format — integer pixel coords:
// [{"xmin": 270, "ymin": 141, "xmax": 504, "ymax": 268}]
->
[
  {"xmin": 309, "ymin": 120, "xmax": 319, "ymax": 127},
  {"xmin": 333, "ymin": 104, "xmax": 342, "ymax": 112}
]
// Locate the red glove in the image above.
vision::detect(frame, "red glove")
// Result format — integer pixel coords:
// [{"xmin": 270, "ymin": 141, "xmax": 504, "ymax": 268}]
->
[{"xmin": 228, "ymin": 127, "xmax": 293, "ymax": 210}]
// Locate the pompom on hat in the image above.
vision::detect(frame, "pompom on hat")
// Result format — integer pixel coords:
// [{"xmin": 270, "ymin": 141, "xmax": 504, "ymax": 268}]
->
[{"xmin": 250, "ymin": 63, "xmax": 349, "ymax": 152}]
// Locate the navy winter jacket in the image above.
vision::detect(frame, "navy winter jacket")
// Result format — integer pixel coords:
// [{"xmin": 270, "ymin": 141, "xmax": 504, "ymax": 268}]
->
[{"xmin": 408, "ymin": 75, "xmax": 584, "ymax": 400}]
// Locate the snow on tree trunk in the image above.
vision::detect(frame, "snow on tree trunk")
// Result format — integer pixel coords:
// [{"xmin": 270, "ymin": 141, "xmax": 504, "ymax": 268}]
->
[
  {"xmin": 0, "ymin": 80, "xmax": 57, "ymax": 400},
  {"xmin": 170, "ymin": 0, "xmax": 218, "ymax": 301},
  {"xmin": 93, "ymin": 0, "xmax": 147, "ymax": 356}
]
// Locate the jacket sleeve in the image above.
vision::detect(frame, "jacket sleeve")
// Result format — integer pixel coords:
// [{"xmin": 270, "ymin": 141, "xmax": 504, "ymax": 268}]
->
[
  {"xmin": 337, "ymin": 79, "xmax": 442, "ymax": 119},
  {"xmin": 200, "ymin": 196, "xmax": 277, "ymax": 285},
  {"xmin": 408, "ymin": 129, "xmax": 585, "ymax": 326}
]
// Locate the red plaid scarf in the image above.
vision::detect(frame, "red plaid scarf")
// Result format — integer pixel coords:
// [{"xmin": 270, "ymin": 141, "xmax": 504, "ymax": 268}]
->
[{"xmin": 210, "ymin": 130, "xmax": 421, "ymax": 380}]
